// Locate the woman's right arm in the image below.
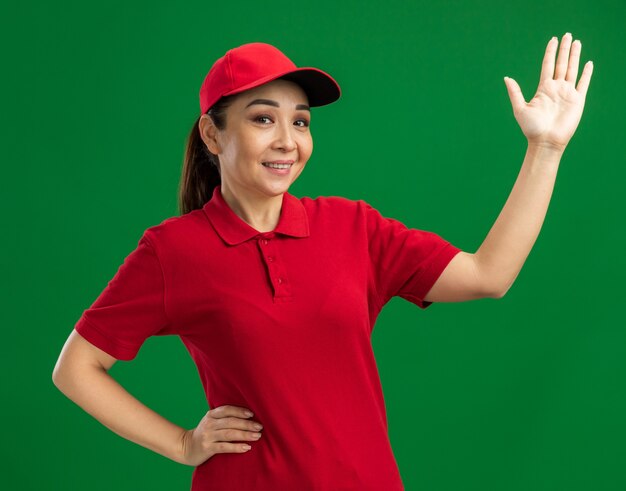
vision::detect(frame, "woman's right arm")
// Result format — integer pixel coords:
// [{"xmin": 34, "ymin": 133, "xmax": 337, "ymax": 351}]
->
[
  {"xmin": 52, "ymin": 329, "xmax": 189, "ymax": 465},
  {"xmin": 52, "ymin": 330, "xmax": 263, "ymax": 467}
]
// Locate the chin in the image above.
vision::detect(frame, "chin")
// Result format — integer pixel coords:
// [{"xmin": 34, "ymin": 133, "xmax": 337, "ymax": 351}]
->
[{"xmin": 260, "ymin": 180, "xmax": 294, "ymax": 196}]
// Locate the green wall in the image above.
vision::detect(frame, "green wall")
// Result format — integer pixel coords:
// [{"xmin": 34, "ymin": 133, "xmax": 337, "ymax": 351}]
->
[{"xmin": 3, "ymin": 0, "xmax": 624, "ymax": 489}]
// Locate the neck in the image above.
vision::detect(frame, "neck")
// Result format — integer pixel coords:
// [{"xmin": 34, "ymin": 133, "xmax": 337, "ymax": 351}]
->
[{"xmin": 220, "ymin": 184, "xmax": 284, "ymax": 233}]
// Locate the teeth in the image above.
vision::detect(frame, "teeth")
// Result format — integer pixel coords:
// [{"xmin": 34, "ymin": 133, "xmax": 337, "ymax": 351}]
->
[{"xmin": 262, "ymin": 162, "xmax": 292, "ymax": 169}]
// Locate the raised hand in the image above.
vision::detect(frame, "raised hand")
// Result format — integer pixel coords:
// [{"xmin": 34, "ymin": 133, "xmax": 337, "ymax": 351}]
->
[{"xmin": 504, "ymin": 32, "xmax": 593, "ymax": 152}]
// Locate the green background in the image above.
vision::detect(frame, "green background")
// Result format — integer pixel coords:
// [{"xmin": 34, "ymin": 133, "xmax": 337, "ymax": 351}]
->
[{"xmin": 2, "ymin": 0, "xmax": 624, "ymax": 489}]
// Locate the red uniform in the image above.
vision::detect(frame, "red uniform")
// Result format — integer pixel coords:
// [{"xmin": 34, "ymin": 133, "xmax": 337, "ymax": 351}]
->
[{"xmin": 75, "ymin": 184, "xmax": 462, "ymax": 490}]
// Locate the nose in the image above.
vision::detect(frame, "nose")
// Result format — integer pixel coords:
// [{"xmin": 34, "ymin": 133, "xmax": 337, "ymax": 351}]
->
[{"xmin": 272, "ymin": 121, "xmax": 297, "ymax": 152}]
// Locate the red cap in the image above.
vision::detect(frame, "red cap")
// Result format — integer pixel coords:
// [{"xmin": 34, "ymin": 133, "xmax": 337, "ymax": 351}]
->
[{"xmin": 199, "ymin": 42, "xmax": 341, "ymax": 114}]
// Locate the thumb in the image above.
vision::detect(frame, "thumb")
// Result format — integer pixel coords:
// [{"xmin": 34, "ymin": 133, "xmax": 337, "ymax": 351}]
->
[{"xmin": 503, "ymin": 76, "xmax": 526, "ymax": 114}]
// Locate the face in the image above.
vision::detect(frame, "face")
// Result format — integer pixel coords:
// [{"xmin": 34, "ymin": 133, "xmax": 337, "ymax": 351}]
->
[{"xmin": 199, "ymin": 78, "xmax": 313, "ymax": 201}]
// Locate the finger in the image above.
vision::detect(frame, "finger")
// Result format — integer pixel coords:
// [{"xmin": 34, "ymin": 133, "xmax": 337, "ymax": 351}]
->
[
  {"xmin": 209, "ymin": 405, "xmax": 254, "ymax": 419},
  {"xmin": 576, "ymin": 61, "xmax": 594, "ymax": 98},
  {"xmin": 565, "ymin": 39, "xmax": 581, "ymax": 83},
  {"xmin": 217, "ymin": 416, "xmax": 264, "ymax": 432},
  {"xmin": 554, "ymin": 32, "xmax": 572, "ymax": 79},
  {"xmin": 215, "ymin": 428, "xmax": 262, "ymax": 443},
  {"xmin": 503, "ymin": 77, "xmax": 526, "ymax": 114},
  {"xmin": 540, "ymin": 36, "xmax": 559, "ymax": 83},
  {"xmin": 213, "ymin": 441, "xmax": 253, "ymax": 454}
]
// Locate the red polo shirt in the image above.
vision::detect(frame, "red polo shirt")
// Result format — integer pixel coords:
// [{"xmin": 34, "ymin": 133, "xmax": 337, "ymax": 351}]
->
[{"xmin": 74, "ymin": 184, "xmax": 462, "ymax": 490}]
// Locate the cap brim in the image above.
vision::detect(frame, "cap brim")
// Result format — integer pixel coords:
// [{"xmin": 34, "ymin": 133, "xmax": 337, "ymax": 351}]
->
[{"xmin": 223, "ymin": 67, "xmax": 341, "ymax": 107}]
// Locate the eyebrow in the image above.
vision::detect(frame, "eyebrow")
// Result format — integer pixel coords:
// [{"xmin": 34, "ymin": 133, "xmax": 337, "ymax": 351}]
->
[{"xmin": 245, "ymin": 98, "xmax": 310, "ymax": 111}]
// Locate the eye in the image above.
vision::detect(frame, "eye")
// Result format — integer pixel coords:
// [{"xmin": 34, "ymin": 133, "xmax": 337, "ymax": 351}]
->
[
  {"xmin": 253, "ymin": 115, "xmax": 273, "ymax": 124},
  {"xmin": 295, "ymin": 118, "xmax": 310, "ymax": 128}
]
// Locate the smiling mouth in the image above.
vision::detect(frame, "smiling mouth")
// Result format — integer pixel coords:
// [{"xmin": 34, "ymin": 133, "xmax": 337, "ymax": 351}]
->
[{"xmin": 261, "ymin": 162, "xmax": 294, "ymax": 169}]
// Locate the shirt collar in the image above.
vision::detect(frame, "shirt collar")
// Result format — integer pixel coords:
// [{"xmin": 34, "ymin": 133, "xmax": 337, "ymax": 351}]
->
[{"xmin": 202, "ymin": 184, "xmax": 310, "ymax": 245}]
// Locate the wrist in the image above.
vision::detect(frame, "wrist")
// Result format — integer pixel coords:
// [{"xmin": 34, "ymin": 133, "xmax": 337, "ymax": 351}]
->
[
  {"xmin": 174, "ymin": 428, "xmax": 193, "ymax": 466},
  {"xmin": 527, "ymin": 140, "xmax": 566, "ymax": 156},
  {"xmin": 526, "ymin": 141, "xmax": 564, "ymax": 166}
]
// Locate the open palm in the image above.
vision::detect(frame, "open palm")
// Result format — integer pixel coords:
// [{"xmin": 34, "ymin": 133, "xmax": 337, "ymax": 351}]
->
[{"xmin": 504, "ymin": 33, "xmax": 594, "ymax": 151}]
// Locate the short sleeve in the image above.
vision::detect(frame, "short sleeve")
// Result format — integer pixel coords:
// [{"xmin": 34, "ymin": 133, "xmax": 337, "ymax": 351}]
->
[
  {"xmin": 74, "ymin": 232, "xmax": 175, "ymax": 361},
  {"xmin": 364, "ymin": 201, "xmax": 462, "ymax": 309}
]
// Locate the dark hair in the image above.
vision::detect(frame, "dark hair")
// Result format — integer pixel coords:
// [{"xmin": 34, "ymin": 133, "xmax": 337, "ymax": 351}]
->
[{"xmin": 178, "ymin": 94, "xmax": 237, "ymax": 215}]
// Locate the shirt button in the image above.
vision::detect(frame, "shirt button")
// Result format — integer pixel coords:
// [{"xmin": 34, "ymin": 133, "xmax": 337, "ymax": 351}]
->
[
  {"xmin": 267, "ymin": 256, "xmax": 274, "ymax": 262},
  {"xmin": 262, "ymin": 239, "xmax": 269, "ymax": 245},
  {"xmin": 277, "ymin": 277, "xmax": 283, "ymax": 284}
]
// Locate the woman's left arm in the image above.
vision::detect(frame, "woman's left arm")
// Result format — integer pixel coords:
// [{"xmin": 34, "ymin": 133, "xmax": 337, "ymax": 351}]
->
[{"xmin": 425, "ymin": 32, "xmax": 594, "ymax": 302}]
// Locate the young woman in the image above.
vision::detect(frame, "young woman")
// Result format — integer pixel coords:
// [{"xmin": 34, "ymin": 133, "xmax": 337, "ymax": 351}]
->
[{"xmin": 53, "ymin": 37, "xmax": 593, "ymax": 490}]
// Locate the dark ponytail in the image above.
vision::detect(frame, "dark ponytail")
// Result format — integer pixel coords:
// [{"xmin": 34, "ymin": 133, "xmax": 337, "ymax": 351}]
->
[{"xmin": 178, "ymin": 95, "xmax": 236, "ymax": 215}]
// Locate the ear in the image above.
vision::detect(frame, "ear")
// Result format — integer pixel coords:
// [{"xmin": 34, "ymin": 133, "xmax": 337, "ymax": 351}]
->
[{"xmin": 199, "ymin": 115, "xmax": 221, "ymax": 155}]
